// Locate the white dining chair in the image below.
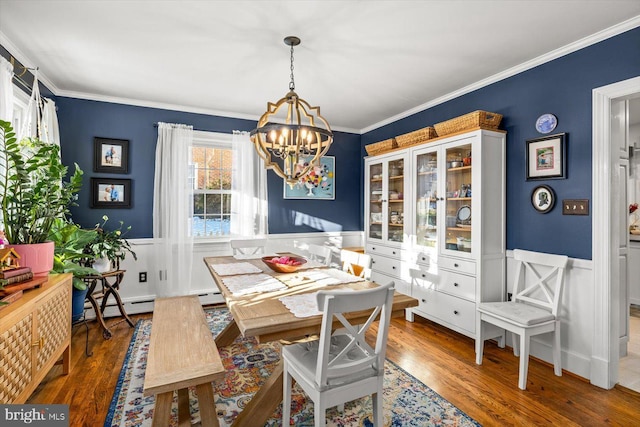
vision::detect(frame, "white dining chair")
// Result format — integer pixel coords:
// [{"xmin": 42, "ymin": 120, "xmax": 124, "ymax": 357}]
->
[
  {"xmin": 229, "ymin": 238, "xmax": 267, "ymax": 255},
  {"xmin": 476, "ymin": 249, "xmax": 569, "ymax": 390},
  {"xmin": 282, "ymin": 282, "xmax": 395, "ymax": 426},
  {"xmin": 340, "ymin": 249, "xmax": 372, "ymax": 280},
  {"xmin": 294, "ymin": 241, "xmax": 333, "ymax": 266}
]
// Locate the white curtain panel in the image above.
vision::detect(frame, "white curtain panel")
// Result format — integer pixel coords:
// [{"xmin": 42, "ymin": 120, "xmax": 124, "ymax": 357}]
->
[
  {"xmin": 0, "ymin": 56, "xmax": 13, "ymax": 122},
  {"xmin": 153, "ymin": 122, "xmax": 194, "ymax": 296},
  {"xmin": 40, "ymin": 97, "xmax": 60, "ymax": 146},
  {"xmin": 19, "ymin": 69, "xmax": 42, "ymax": 141},
  {"xmin": 230, "ymin": 130, "xmax": 268, "ymax": 236}
]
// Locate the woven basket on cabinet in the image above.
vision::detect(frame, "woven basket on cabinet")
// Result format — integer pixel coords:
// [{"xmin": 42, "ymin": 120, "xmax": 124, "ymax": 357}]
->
[
  {"xmin": 395, "ymin": 127, "xmax": 438, "ymax": 148},
  {"xmin": 365, "ymin": 138, "xmax": 397, "ymax": 156},
  {"xmin": 434, "ymin": 110, "xmax": 502, "ymax": 136}
]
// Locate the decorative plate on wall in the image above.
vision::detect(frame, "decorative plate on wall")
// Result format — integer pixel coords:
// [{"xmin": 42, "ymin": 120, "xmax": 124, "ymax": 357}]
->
[{"xmin": 535, "ymin": 113, "xmax": 558, "ymax": 134}]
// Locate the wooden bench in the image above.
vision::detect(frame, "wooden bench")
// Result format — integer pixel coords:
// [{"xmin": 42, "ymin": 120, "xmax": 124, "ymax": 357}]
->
[{"xmin": 143, "ymin": 296, "xmax": 225, "ymax": 427}]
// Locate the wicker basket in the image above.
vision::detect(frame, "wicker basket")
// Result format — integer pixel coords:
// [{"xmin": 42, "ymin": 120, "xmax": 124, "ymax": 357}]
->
[
  {"xmin": 395, "ymin": 127, "xmax": 438, "ymax": 148},
  {"xmin": 434, "ymin": 110, "xmax": 502, "ymax": 136},
  {"xmin": 365, "ymin": 138, "xmax": 397, "ymax": 156}
]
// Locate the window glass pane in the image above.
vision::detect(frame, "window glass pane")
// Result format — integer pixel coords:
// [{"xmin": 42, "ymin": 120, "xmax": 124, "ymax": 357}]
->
[
  {"xmin": 221, "ymin": 169, "xmax": 232, "ymax": 190},
  {"xmin": 192, "ymin": 146, "xmax": 205, "ymax": 166},
  {"xmin": 195, "ymin": 168, "xmax": 206, "ymax": 190},
  {"xmin": 207, "ymin": 168, "xmax": 221, "ymax": 190},
  {"xmin": 221, "ymin": 215, "xmax": 231, "ymax": 235},
  {"xmin": 194, "ymin": 194, "xmax": 204, "ymax": 214},
  {"xmin": 193, "ymin": 215, "xmax": 205, "ymax": 237},
  {"xmin": 206, "ymin": 194, "xmax": 221, "ymax": 214},
  {"xmin": 222, "ymin": 194, "xmax": 232, "ymax": 214}
]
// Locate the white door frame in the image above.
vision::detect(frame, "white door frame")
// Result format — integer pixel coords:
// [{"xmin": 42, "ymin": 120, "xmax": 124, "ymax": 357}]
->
[{"xmin": 592, "ymin": 76, "xmax": 640, "ymax": 389}]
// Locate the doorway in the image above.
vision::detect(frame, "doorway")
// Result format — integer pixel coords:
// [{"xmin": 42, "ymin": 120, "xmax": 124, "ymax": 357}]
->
[{"xmin": 593, "ymin": 76, "xmax": 640, "ymax": 389}]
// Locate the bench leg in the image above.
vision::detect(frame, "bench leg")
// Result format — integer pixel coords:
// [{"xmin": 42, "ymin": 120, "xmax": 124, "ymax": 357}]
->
[
  {"xmin": 196, "ymin": 383, "xmax": 220, "ymax": 427},
  {"xmin": 215, "ymin": 318, "xmax": 241, "ymax": 347},
  {"xmin": 178, "ymin": 388, "xmax": 191, "ymax": 427},
  {"xmin": 152, "ymin": 391, "xmax": 173, "ymax": 427}
]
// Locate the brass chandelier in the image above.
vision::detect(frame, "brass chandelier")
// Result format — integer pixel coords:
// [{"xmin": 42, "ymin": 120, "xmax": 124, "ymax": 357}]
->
[{"xmin": 250, "ymin": 36, "xmax": 333, "ymax": 186}]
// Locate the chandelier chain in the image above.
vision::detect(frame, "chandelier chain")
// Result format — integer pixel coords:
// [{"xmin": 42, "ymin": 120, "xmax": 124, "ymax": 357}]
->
[{"xmin": 289, "ymin": 42, "xmax": 295, "ymax": 91}]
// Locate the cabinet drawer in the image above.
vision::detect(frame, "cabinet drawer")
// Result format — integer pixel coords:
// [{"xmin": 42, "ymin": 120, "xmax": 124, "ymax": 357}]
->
[
  {"xmin": 438, "ymin": 270, "xmax": 476, "ymax": 301},
  {"xmin": 412, "ymin": 287, "xmax": 476, "ymax": 335},
  {"xmin": 370, "ymin": 254, "xmax": 402, "ymax": 278},
  {"xmin": 371, "ymin": 270, "xmax": 410, "ymax": 296},
  {"xmin": 413, "ymin": 250, "xmax": 436, "ymax": 268},
  {"xmin": 439, "ymin": 256, "xmax": 476, "ymax": 275},
  {"xmin": 366, "ymin": 244, "xmax": 404, "ymax": 259}
]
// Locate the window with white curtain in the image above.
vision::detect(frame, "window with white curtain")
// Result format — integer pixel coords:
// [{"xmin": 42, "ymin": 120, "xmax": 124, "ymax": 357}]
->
[{"xmin": 191, "ymin": 131, "xmax": 233, "ymax": 238}]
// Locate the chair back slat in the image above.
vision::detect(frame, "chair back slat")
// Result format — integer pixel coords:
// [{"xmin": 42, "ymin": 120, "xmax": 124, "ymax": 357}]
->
[
  {"xmin": 511, "ymin": 249, "xmax": 568, "ymax": 315},
  {"xmin": 314, "ymin": 283, "xmax": 394, "ymax": 388},
  {"xmin": 230, "ymin": 238, "xmax": 267, "ymax": 255}
]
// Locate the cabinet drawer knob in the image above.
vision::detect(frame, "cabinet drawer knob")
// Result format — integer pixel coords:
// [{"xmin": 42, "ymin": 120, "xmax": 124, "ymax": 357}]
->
[
  {"xmin": 392, "ymin": 266, "xmax": 396, "ymax": 270},
  {"xmin": 392, "ymin": 251, "xmax": 396, "ymax": 255},
  {"xmin": 32, "ymin": 336, "xmax": 45, "ymax": 348},
  {"xmin": 421, "ymin": 257, "xmax": 426, "ymax": 261},
  {"xmin": 454, "ymin": 310, "xmax": 459, "ymax": 315},
  {"xmin": 454, "ymin": 263, "xmax": 459, "ymax": 267},
  {"xmin": 421, "ymin": 298, "xmax": 426, "ymax": 303},
  {"xmin": 454, "ymin": 282, "xmax": 459, "ymax": 287},
  {"xmin": 421, "ymin": 274, "xmax": 426, "ymax": 278}
]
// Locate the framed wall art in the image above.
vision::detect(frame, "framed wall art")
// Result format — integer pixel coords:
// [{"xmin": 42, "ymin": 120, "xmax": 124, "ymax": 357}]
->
[
  {"xmin": 283, "ymin": 156, "xmax": 335, "ymax": 200},
  {"xmin": 94, "ymin": 137, "xmax": 129, "ymax": 174},
  {"xmin": 531, "ymin": 184, "xmax": 555, "ymax": 213},
  {"xmin": 90, "ymin": 178, "xmax": 132, "ymax": 208},
  {"xmin": 526, "ymin": 133, "xmax": 566, "ymax": 180}
]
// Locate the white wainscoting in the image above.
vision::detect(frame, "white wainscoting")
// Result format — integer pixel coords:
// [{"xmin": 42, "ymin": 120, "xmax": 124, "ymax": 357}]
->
[{"xmin": 99, "ymin": 231, "xmax": 364, "ymax": 319}]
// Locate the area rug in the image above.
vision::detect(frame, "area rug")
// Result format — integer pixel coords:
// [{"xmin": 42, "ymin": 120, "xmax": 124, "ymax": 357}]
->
[{"xmin": 104, "ymin": 307, "xmax": 480, "ymax": 426}]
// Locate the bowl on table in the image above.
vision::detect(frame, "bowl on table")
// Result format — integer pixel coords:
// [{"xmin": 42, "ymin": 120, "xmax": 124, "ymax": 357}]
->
[{"xmin": 262, "ymin": 256, "xmax": 307, "ymax": 273}]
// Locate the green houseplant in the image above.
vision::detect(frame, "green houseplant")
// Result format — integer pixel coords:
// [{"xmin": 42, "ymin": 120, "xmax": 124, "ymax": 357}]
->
[
  {"xmin": 0, "ymin": 119, "xmax": 83, "ymax": 275},
  {"xmin": 85, "ymin": 215, "xmax": 137, "ymax": 271}
]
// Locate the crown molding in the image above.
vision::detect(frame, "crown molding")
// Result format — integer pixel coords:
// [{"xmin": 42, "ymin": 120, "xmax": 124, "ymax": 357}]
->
[{"xmin": 360, "ymin": 15, "xmax": 640, "ymax": 134}]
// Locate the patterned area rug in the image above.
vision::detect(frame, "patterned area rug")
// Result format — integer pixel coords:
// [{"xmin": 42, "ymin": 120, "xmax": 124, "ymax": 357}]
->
[{"xmin": 105, "ymin": 307, "xmax": 480, "ymax": 426}]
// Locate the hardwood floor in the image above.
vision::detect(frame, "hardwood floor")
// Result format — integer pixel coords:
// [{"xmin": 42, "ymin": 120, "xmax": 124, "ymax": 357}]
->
[{"xmin": 28, "ymin": 309, "xmax": 640, "ymax": 426}]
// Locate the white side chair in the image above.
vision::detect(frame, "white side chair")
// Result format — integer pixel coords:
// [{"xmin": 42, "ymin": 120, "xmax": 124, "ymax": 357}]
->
[
  {"xmin": 295, "ymin": 241, "xmax": 333, "ymax": 266},
  {"xmin": 282, "ymin": 282, "xmax": 395, "ymax": 427},
  {"xmin": 340, "ymin": 249, "xmax": 372, "ymax": 280},
  {"xmin": 476, "ymin": 249, "xmax": 569, "ymax": 390},
  {"xmin": 229, "ymin": 238, "xmax": 267, "ymax": 255}
]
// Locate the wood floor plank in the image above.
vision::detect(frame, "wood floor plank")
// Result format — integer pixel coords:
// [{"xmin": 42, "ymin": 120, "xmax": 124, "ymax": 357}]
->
[{"xmin": 27, "ymin": 307, "xmax": 640, "ymax": 427}]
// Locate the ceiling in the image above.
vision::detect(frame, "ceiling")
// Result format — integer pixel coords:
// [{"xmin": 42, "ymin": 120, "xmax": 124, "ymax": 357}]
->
[{"xmin": 1, "ymin": 1, "xmax": 639, "ymax": 133}]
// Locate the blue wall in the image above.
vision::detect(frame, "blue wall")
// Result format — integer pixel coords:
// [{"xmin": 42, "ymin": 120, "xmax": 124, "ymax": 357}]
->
[
  {"xmin": 55, "ymin": 98, "xmax": 362, "ymax": 238},
  {"xmin": 363, "ymin": 27, "xmax": 640, "ymax": 260}
]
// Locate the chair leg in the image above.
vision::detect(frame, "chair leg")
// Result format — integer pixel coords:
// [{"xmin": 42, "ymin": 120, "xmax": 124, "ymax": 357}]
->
[
  {"xmin": 553, "ymin": 321, "xmax": 562, "ymax": 376},
  {"xmin": 373, "ymin": 391, "xmax": 384, "ymax": 425},
  {"xmin": 513, "ymin": 332, "xmax": 520, "ymax": 357},
  {"xmin": 314, "ymin": 401, "xmax": 325, "ymax": 427},
  {"xmin": 282, "ymin": 369, "xmax": 291, "ymax": 425},
  {"xmin": 518, "ymin": 333, "xmax": 530, "ymax": 390}
]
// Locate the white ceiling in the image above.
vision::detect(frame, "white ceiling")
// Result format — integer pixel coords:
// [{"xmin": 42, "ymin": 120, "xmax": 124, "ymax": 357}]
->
[{"xmin": 1, "ymin": 1, "xmax": 639, "ymax": 133}]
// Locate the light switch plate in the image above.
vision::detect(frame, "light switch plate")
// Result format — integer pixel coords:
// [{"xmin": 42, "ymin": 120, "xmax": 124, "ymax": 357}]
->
[{"xmin": 562, "ymin": 199, "xmax": 589, "ymax": 215}]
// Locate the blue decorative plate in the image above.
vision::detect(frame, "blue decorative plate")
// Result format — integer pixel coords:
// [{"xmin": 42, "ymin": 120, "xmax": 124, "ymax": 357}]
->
[{"xmin": 536, "ymin": 113, "xmax": 558, "ymax": 134}]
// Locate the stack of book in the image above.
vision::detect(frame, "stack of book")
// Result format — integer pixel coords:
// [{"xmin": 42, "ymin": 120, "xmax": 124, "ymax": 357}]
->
[{"xmin": 0, "ymin": 266, "xmax": 34, "ymax": 287}]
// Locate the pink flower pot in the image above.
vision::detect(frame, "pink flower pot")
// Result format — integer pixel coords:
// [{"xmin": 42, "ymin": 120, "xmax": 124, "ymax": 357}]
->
[{"xmin": 8, "ymin": 241, "xmax": 55, "ymax": 277}]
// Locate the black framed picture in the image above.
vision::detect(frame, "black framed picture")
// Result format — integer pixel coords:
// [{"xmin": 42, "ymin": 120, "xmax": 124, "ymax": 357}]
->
[
  {"xmin": 94, "ymin": 137, "xmax": 129, "ymax": 174},
  {"xmin": 90, "ymin": 178, "xmax": 132, "ymax": 209},
  {"xmin": 531, "ymin": 184, "xmax": 555, "ymax": 213},
  {"xmin": 526, "ymin": 133, "xmax": 566, "ymax": 180}
]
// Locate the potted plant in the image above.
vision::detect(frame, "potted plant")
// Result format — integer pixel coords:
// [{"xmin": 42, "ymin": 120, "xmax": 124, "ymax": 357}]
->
[
  {"xmin": 48, "ymin": 218, "xmax": 100, "ymax": 321},
  {"xmin": 85, "ymin": 215, "xmax": 137, "ymax": 272},
  {"xmin": 0, "ymin": 119, "xmax": 83, "ymax": 276}
]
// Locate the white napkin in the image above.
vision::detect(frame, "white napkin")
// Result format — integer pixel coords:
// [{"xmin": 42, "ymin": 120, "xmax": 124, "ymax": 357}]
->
[
  {"xmin": 221, "ymin": 273, "xmax": 287, "ymax": 296},
  {"xmin": 209, "ymin": 262, "xmax": 262, "ymax": 276}
]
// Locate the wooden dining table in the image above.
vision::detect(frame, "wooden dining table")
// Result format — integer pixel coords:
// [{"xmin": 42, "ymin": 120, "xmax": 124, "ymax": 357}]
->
[{"xmin": 204, "ymin": 254, "xmax": 418, "ymax": 427}]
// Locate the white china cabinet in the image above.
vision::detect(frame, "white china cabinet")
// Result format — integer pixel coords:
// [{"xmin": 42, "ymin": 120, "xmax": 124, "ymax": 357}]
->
[
  {"xmin": 365, "ymin": 128, "xmax": 506, "ymax": 339},
  {"xmin": 365, "ymin": 151, "xmax": 411, "ymax": 295}
]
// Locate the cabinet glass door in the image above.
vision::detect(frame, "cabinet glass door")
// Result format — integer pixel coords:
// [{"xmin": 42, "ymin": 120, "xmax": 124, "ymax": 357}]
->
[
  {"xmin": 387, "ymin": 158, "xmax": 405, "ymax": 243},
  {"xmin": 444, "ymin": 143, "xmax": 472, "ymax": 253},
  {"xmin": 415, "ymin": 150, "xmax": 438, "ymax": 248},
  {"xmin": 368, "ymin": 162, "xmax": 384, "ymax": 240}
]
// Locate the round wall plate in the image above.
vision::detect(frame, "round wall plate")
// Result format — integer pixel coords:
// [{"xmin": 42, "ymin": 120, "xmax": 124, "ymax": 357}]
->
[
  {"xmin": 531, "ymin": 185, "xmax": 555, "ymax": 213},
  {"xmin": 536, "ymin": 113, "xmax": 558, "ymax": 134}
]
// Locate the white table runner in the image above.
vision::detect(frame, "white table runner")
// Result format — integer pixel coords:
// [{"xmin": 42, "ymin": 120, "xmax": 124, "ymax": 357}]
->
[
  {"xmin": 221, "ymin": 273, "xmax": 287, "ymax": 296},
  {"xmin": 209, "ymin": 262, "xmax": 262, "ymax": 276},
  {"xmin": 279, "ymin": 288, "xmax": 355, "ymax": 318}
]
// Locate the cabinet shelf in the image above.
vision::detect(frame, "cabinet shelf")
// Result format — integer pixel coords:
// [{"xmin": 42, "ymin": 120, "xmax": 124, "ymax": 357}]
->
[
  {"xmin": 447, "ymin": 197, "xmax": 472, "ymax": 201},
  {"xmin": 370, "ymin": 178, "xmax": 383, "ymax": 183},
  {"xmin": 389, "ymin": 223, "xmax": 404, "ymax": 227},
  {"xmin": 418, "ymin": 170, "xmax": 437, "ymax": 176},
  {"xmin": 447, "ymin": 166, "xmax": 472, "ymax": 172},
  {"xmin": 389, "ymin": 175, "xmax": 404, "ymax": 180},
  {"xmin": 447, "ymin": 227, "xmax": 471, "ymax": 232},
  {"xmin": 389, "ymin": 199, "xmax": 404, "ymax": 203}
]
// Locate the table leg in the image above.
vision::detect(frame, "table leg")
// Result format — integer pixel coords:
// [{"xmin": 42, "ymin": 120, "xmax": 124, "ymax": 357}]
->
[
  {"xmin": 214, "ymin": 319, "xmax": 241, "ymax": 347},
  {"xmin": 196, "ymin": 383, "xmax": 220, "ymax": 427},
  {"xmin": 231, "ymin": 360, "xmax": 283, "ymax": 427},
  {"xmin": 151, "ymin": 391, "xmax": 173, "ymax": 427}
]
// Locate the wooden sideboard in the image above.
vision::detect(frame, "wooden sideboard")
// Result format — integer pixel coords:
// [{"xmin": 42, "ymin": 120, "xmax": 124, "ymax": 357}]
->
[{"xmin": 0, "ymin": 273, "xmax": 72, "ymax": 403}]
